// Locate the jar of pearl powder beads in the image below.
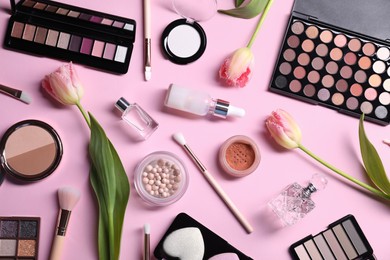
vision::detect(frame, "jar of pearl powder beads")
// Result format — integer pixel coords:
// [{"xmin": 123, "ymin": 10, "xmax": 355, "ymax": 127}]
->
[{"xmin": 134, "ymin": 151, "xmax": 189, "ymax": 206}]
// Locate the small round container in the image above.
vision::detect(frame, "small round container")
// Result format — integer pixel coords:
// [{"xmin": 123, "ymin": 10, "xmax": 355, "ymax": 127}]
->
[
  {"xmin": 219, "ymin": 135, "xmax": 260, "ymax": 177},
  {"xmin": 134, "ymin": 151, "xmax": 189, "ymax": 206}
]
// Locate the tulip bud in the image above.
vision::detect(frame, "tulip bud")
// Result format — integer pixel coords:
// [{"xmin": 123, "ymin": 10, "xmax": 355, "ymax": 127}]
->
[
  {"xmin": 42, "ymin": 62, "xmax": 84, "ymax": 105},
  {"xmin": 219, "ymin": 47, "xmax": 254, "ymax": 88},
  {"xmin": 265, "ymin": 109, "xmax": 302, "ymax": 149}
]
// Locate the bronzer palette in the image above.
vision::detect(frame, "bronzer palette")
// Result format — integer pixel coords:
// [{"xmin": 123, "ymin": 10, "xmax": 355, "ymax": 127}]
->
[
  {"xmin": 0, "ymin": 217, "xmax": 40, "ymax": 259},
  {"xmin": 269, "ymin": 0, "xmax": 390, "ymax": 125},
  {"xmin": 4, "ymin": 0, "xmax": 136, "ymax": 74},
  {"xmin": 289, "ymin": 215, "xmax": 375, "ymax": 260}
]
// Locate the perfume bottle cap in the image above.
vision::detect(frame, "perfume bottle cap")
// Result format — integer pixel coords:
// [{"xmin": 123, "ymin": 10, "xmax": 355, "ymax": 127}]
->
[
  {"xmin": 213, "ymin": 99, "xmax": 246, "ymax": 118},
  {"xmin": 115, "ymin": 97, "xmax": 130, "ymax": 112},
  {"xmin": 310, "ymin": 174, "xmax": 328, "ymax": 191}
]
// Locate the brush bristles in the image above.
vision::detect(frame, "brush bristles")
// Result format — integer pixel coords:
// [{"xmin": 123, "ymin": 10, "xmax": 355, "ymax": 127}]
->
[
  {"xmin": 172, "ymin": 132, "xmax": 186, "ymax": 146},
  {"xmin": 144, "ymin": 223, "xmax": 150, "ymax": 235},
  {"xmin": 58, "ymin": 187, "xmax": 81, "ymax": 211},
  {"xmin": 20, "ymin": 92, "xmax": 32, "ymax": 104}
]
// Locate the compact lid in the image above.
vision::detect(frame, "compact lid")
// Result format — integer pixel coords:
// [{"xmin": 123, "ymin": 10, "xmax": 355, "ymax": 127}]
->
[
  {"xmin": 173, "ymin": 0, "xmax": 217, "ymax": 23},
  {"xmin": 293, "ymin": 0, "xmax": 390, "ymax": 42}
]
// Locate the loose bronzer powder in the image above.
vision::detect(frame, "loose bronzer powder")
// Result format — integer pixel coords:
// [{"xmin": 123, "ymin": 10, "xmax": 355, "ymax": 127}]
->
[
  {"xmin": 219, "ymin": 135, "xmax": 260, "ymax": 177},
  {"xmin": 225, "ymin": 142, "xmax": 255, "ymax": 171}
]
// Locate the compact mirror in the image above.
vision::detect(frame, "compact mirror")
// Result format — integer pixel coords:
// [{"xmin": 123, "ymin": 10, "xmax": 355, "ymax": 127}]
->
[
  {"xmin": 161, "ymin": 0, "xmax": 217, "ymax": 64},
  {"xmin": 0, "ymin": 120, "xmax": 63, "ymax": 184}
]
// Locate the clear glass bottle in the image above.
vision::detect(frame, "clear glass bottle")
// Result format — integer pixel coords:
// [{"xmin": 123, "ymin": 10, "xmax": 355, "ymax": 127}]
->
[
  {"xmin": 115, "ymin": 97, "xmax": 159, "ymax": 140},
  {"xmin": 164, "ymin": 84, "xmax": 245, "ymax": 118},
  {"xmin": 268, "ymin": 174, "xmax": 327, "ymax": 226}
]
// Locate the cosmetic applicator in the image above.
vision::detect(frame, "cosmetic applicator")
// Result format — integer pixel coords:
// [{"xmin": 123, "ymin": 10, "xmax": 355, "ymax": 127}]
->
[
  {"xmin": 0, "ymin": 84, "xmax": 31, "ymax": 104},
  {"xmin": 172, "ymin": 132, "xmax": 253, "ymax": 234},
  {"xmin": 50, "ymin": 186, "xmax": 81, "ymax": 260},
  {"xmin": 143, "ymin": 223, "xmax": 151, "ymax": 260}
]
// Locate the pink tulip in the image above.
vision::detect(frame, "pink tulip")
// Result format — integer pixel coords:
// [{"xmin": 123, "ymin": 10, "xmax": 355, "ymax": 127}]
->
[
  {"xmin": 265, "ymin": 109, "xmax": 302, "ymax": 149},
  {"xmin": 42, "ymin": 62, "xmax": 84, "ymax": 105},
  {"xmin": 219, "ymin": 47, "xmax": 254, "ymax": 88}
]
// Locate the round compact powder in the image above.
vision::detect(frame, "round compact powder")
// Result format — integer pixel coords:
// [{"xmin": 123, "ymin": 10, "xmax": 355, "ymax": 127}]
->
[{"xmin": 219, "ymin": 135, "xmax": 260, "ymax": 177}]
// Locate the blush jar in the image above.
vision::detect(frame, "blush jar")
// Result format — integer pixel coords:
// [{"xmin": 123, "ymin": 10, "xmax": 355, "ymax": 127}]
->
[
  {"xmin": 134, "ymin": 151, "xmax": 189, "ymax": 206},
  {"xmin": 218, "ymin": 135, "xmax": 260, "ymax": 177}
]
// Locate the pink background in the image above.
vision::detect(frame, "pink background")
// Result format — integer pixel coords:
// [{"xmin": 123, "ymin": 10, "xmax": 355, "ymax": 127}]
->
[{"xmin": 1, "ymin": 0, "xmax": 389, "ymax": 259}]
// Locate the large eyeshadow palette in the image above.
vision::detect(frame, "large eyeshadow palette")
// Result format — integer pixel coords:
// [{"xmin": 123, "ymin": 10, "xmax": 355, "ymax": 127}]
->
[
  {"xmin": 154, "ymin": 213, "xmax": 253, "ymax": 260},
  {"xmin": 290, "ymin": 215, "xmax": 375, "ymax": 260},
  {"xmin": 4, "ymin": 0, "xmax": 136, "ymax": 74},
  {"xmin": 0, "ymin": 217, "xmax": 40, "ymax": 259},
  {"xmin": 269, "ymin": 0, "xmax": 390, "ymax": 125}
]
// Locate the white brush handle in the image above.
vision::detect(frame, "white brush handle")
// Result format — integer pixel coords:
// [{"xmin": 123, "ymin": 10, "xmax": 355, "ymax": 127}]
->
[
  {"xmin": 203, "ymin": 169, "xmax": 254, "ymax": 234},
  {"xmin": 50, "ymin": 235, "xmax": 65, "ymax": 260}
]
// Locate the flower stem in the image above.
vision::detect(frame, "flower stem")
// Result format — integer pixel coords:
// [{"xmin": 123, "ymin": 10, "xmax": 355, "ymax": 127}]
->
[
  {"xmin": 247, "ymin": 0, "xmax": 274, "ymax": 49},
  {"xmin": 76, "ymin": 102, "xmax": 91, "ymax": 128},
  {"xmin": 298, "ymin": 144, "xmax": 390, "ymax": 200}
]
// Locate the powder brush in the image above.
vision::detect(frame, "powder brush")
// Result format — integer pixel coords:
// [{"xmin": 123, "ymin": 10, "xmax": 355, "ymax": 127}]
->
[
  {"xmin": 50, "ymin": 187, "xmax": 81, "ymax": 260},
  {"xmin": 0, "ymin": 84, "xmax": 32, "ymax": 104}
]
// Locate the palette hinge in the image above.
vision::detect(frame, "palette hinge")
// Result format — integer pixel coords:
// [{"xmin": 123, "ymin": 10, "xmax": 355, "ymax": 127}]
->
[{"xmin": 292, "ymin": 11, "xmax": 318, "ymax": 22}]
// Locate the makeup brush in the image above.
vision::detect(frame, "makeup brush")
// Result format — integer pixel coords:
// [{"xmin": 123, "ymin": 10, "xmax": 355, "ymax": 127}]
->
[
  {"xmin": 172, "ymin": 132, "xmax": 254, "ymax": 234},
  {"xmin": 0, "ymin": 84, "xmax": 32, "ymax": 104},
  {"xmin": 143, "ymin": 223, "xmax": 151, "ymax": 260},
  {"xmin": 50, "ymin": 187, "xmax": 81, "ymax": 260}
]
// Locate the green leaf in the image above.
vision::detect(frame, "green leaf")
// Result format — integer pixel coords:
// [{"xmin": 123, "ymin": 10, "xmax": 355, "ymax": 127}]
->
[
  {"xmin": 359, "ymin": 114, "xmax": 390, "ymax": 195},
  {"xmin": 88, "ymin": 113, "xmax": 130, "ymax": 260},
  {"xmin": 235, "ymin": 0, "xmax": 245, "ymax": 7},
  {"xmin": 218, "ymin": 0, "xmax": 269, "ymax": 19}
]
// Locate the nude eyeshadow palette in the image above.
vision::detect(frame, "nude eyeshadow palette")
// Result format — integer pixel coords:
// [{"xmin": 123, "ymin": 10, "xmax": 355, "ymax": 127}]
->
[
  {"xmin": 4, "ymin": 0, "xmax": 136, "ymax": 74},
  {"xmin": 0, "ymin": 217, "xmax": 40, "ymax": 259},
  {"xmin": 269, "ymin": 0, "xmax": 390, "ymax": 125},
  {"xmin": 289, "ymin": 215, "xmax": 375, "ymax": 260}
]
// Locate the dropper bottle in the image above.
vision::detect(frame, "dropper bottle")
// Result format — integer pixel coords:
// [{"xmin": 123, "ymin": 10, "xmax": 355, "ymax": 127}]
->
[{"xmin": 164, "ymin": 84, "xmax": 245, "ymax": 118}]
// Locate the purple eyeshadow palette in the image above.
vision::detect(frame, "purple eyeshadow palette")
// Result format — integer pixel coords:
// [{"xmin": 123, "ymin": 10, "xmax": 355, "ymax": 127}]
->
[
  {"xmin": 289, "ymin": 215, "xmax": 375, "ymax": 260},
  {"xmin": 269, "ymin": 0, "xmax": 390, "ymax": 125},
  {"xmin": 0, "ymin": 217, "xmax": 40, "ymax": 259},
  {"xmin": 154, "ymin": 213, "xmax": 253, "ymax": 260},
  {"xmin": 4, "ymin": 0, "xmax": 136, "ymax": 74}
]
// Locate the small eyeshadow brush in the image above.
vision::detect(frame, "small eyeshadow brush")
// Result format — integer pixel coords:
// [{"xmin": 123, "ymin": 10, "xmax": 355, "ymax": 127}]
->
[{"xmin": 0, "ymin": 84, "xmax": 32, "ymax": 104}]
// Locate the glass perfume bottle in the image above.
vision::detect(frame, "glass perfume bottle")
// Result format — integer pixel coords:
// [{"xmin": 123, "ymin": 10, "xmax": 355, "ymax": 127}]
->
[
  {"xmin": 115, "ymin": 97, "xmax": 159, "ymax": 140},
  {"xmin": 268, "ymin": 174, "xmax": 327, "ymax": 226}
]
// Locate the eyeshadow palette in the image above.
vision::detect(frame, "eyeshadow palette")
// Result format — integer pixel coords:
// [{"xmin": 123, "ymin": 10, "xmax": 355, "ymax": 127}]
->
[
  {"xmin": 4, "ymin": 0, "xmax": 136, "ymax": 74},
  {"xmin": 269, "ymin": 0, "xmax": 390, "ymax": 125},
  {"xmin": 154, "ymin": 213, "xmax": 253, "ymax": 260},
  {"xmin": 0, "ymin": 217, "xmax": 40, "ymax": 259},
  {"xmin": 290, "ymin": 215, "xmax": 375, "ymax": 260}
]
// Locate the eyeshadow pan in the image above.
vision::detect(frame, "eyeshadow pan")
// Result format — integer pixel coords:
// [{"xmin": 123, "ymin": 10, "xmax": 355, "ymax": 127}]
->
[
  {"xmin": 22, "ymin": 24, "xmax": 36, "ymax": 41},
  {"xmin": 332, "ymin": 93, "xmax": 344, "ymax": 106},
  {"xmin": 303, "ymin": 84, "xmax": 316, "ymax": 97},
  {"xmin": 291, "ymin": 21, "xmax": 304, "ymax": 35},
  {"xmin": 322, "ymin": 75, "xmax": 334, "ymax": 88},
  {"xmin": 354, "ymin": 70, "xmax": 367, "ymax": 83},
  {"xmin": 305, "ymin": 26, "xmax": 319, "ymax": 39},
  {"xmin": 275, "ymin": 75, "xmax": 287, "ymax": 88},
  {"xmin": 297, "ymin": 53, "xmax": 310, "ymax": 66},
  {"xmin": 302, "ymin": 39, "xmax": 314, "ymax": 52},
  {"xmin": 330, "ymin": 48, "xmax": 342, "ymax": 61},
  {"xmin": 91, "ymin": 40, "xmax": 105, "ymax": 57},
  {"xmin": 325, "ymin": 61, "xmax": 338, "ymax": 74},
  {"xmin": 323, "ymin": 230, "xmax": 347, "ymax": 260},
  {"xmin": 311, "ymin": 57, "xmax": 324, "ymax": 70},
  {"xmin": 283, "ymin": 49, "xmax": 296, "ymax": 62},
  {"xmin": 334, "ymin": 34, "xmax": 347, "ymax": 47},
  {"xmin": 114, "ymin": 45, "xmax": 128, "ymax": 63},
  {"xmin": 303, "ymin": 239, "xmax": 322, "ymax": 259},
  {"xmin": 384, "ymin": 79, "xmax": 390, "ymax": 91},
  {"xmin": 279, "ymin": 62, "xmax": 292, "ymax": 75},
  {"xmin": 350, "ymin": 83, "xmax": 363, "ymax": 97},
  {"xmin": 358, "ymin": 56, "xmax": 371, "ymax": 70},
  {"xmin": 79, "ymin": 13, "xmax": 92, "ymax": 20},
  {"xmin": 340, "ymin": 66, "xmax": 352, "ymax": 79},
  {"xmin": 67, "ymin": 10, "xmax": 80, "ymax": 18},
  {"xmin": 336, "ymin": 79, "xmax": 348, "ymax": 92},
  {"xmin": 293, "ymin": 66, "xmax": 306, "ymax": 79},
  {"xmin": 368, "ymin": 74, "xmax": 381, "ymax": 87},
  {"xmin": 80, "ymin": 38, "xmax": 94, "ymax": 54},
  {"xmin": 11, "ymin": 22, "xmax": 24, "ymax": 38},
  {"xmin": 346, "ymin": 97, "xmax": 359, "ymax": 110},
  {"xmin": 56, "ymin": 8, "xmax": 69, "ymax": 15},
  {"xmin": 22, "ymin": 0, "xmax": 36, "ymax": 7},
  {"xmin": 0, "ymin": 221, "xmax": 18, "ymax": 238},
  {"xmin": 287, "ymin": 35, "xmax": 300, "ymax": 48},
  {"xmin": 365, "ymin": 88, "xmax": 377, "ymax": 101},
  {"xmin": 344, "ymin": 52, "xmax": 357, "ymax": 65},
  {"xmin": 362, "ymin": 42, "xmax": 376, "ymax": 56},
  {"xmin": 375, "ymin": 106, "xmax": 388, "ymax": 119},
  {"xmin": 0, "ymin": 239, "xmax": 17, "ymax": 256},
  {"xmin": 318, "ymin": 88, "xmax": 330, "ymax": 101},
  {"xmin": 101, "ymin": 18, "xmax": 114, "ymax": 25},
  {"xmin": 34, "ymin": 27, "xmax": 48, "ymax": 44},
  {"xmin": 320, "ymin": 30, "xmax": 333, "ymax": 43},
  {"xmin": 316, "ymin": 43, "xmax": 328, "ymax": 57},
  {"xmin": 377, "ymin": 46, "xmax": 390, "ymax": 60},
  {"xmin": 333, "ymin": 224, "xmax": 358, "ymax": 259},
  {"xmin": 45, "ymin": 29, "xmax": 59, "ymax": 46},
  {"xmin": 103, "ymin": 43, "xmax": 116, "ymax": 60},
  {"xmin": 361, "ymin": 101, "xmax": 373, "ymax": 114},
  {"xmin": 69, "ymin": 35, "xmax": 82, "ymax": 52},
  {"xmin": 45, "ymin": 5, "xmax": 58, "ymax": 12},
  {"xmin": 33, "ymin": 2, "xmax": 46, "ymax": 10},
  {"xmin": 379, "ymin": 92, "xmax": 390, "ymax": 105},
  {"xmin": 314, "ymin": 234, "xmax": 335, "ymax": 260},
  {"xmin": 90, "ymin": 16, "xmax": 103, "ymax": 23},
  {"xmin": 294, "ymin": 244, "xmax": 310, "ymax": 260},
  {"xmin": 19, "ymin": 221, "xmax": 37, "ymax": 238},
  {"xmin": 307, "ymin": 70, "xmax": 320, "ymax": 84},
  {"xmin": 57, "ymin": 32, "xmax": 70, "ymax": 49},
  {"xmin": 18, "ymin": 240, "xmax": 36, "ymax": 257},
  {"xmin": 113, "ymin": 21, "xmax": 125, "ymax": 28},
  {"xmin": 372, "ymin": 60, "xmax": 386, "ymax": 74},
  {"xmin": 348, "ymin": 38, "xmax": 361, "ymax": 52},
  {"xmin": 289, "ymin": 80, "xmax": 302, "ymax": 93},
  {"xmin": 124, "ymin": 24, "xmax": 135, "ymax": 31}
]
